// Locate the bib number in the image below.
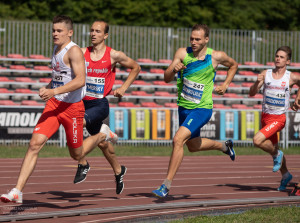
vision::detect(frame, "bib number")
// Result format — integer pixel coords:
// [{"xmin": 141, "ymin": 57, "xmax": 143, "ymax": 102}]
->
[
  {"xmin": 52, "ymin": 75, "xmax": 64, "ymax": 88},
  {"xmin": 265, "ymin": 90, "xmax": 285, "ymax": 110},
  {"xmin": 86, "ymin": 76, "xmax": 105, "ymax": 98},
  {"xmin": 180, "ymin": 78, "xmax": 204, "ymax": 104}
]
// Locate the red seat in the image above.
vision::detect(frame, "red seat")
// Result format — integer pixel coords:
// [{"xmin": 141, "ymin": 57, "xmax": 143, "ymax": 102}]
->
[
  {"xmin": 223, "ymin": 93, "xmax": 243, "ymax": 98},
  {"xmin": 0, "ymin": 88, "xmax": 14, "ymax": 93},
  {"xmin": 131, "ymin": 91, "xmax": 152, "ymax": 96},
  {"xmin": 118, "ymin": 102, "xmax": 140, "ymax": 107},
  {"xmin": 7, "ymin": 54, "xmax": 28, "ymax": 59},
  {"xmin": 15, "ymin": 77, "xmax": 36, "ymax": 83},
  {"xmin": 0, "ymin": 55, "xmax": 7, "ymax": 58},
  {"xmin": 213, "ymin": 104, "xmax": 231, "ymax": 109},
  {"xmin": 137, "ymin": 58, "xmax": 156, "ymax": 63},
  {"xmin": 34, "ymin": 66, "xmax": 51, "ymax": 71},
  {"xmin": 253, "ymin": 104, "xmax": 262, "ymax": 109},
  {"xmin": 244, "ymin": 61, "xmax": 264, "ymax": 66},
  {"xmin": 158, "ymin": 59, "xmax": 172, "ymax": 64},
  {"xmin": 0, "ymin": 66, "xmax": 6, "ymax": 70},
  {"xmin": 231, "ymin": 104, "xmax": 252, "ymax": 109},
  {"xmin": 29, "ymin": 54, "xmax": 50, "ymax": 60},
  {"xmin": 241, "ymin": 82, "xmax": 253, "ymax": 87},
  {"xmin": 150, "ymin": 68, "xmax": 164, "ymax": 74},
  {"xmin": 15, "ymin": 89, "xmax": 35, "ymax": 93},
  {"xmin": 21, "ymin": 100, "xmax": 44, "ymax": 106},
  {"xmin": 154, "ymin": 91, "xmax": 174, "ymax": 97},
  {"xmin": 216, "ymin": 70, "xmax": 227, "ymax": 75},
  {"xmin": 10, "ymin": 65, "xmax": 30, "ymax": 70},
  {"xmin": 212, "ymin": 93, "xmax": 222, "ymax": 98},
  {"xmin": 39, "ymin": 78, "xmax": 52, "ymax": 83},
  {"xmin": 266, "ymin": 62, "xmax": 275, "ymax": 66},
  {"xmin": 140, "ymin": 102, "xmax": 162, "ymax": 107},
  {"xmin": 132, "ymin": 80, "xmax": 150, "ymax": 85},
  {"xmin": 0, "ymin": 77, "xmax": 12, "ymax": 82},
  {"xmin": 152, "ymin": 80, "xmax": 173, "ymax": 86},
  {"xmin": 164, "ymin": 102, "xmax": 177, "ymax": 108},
  {"xmin": 239, "ymin": 71, "xmax": 257, "ymax": 76},
  {"xmin": 114, "ymin": 80, "xmax": 124, "ymax": 85},
  {"xmin": 290, "ymin": 62, "xmax": 300, "ymax": 67},
  {"xmin": 0, "ymin": 100, "xmax": 19, "ymax": 105}
]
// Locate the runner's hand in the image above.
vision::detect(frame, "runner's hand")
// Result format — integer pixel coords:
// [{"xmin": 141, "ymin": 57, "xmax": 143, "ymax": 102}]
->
[
  {"xmin": 172, "ymin": 63, "xmax": 186, "ymax": 73},
  {"xmin": 214, "ymin": 85, "xmax": 227, "ymax": 95},
  {"xmin": 39, "ymin": 87, "xmax": 54, "ymax": 101},
  {"xmin": 113, "ymin": 87, "xmax": 126, "ymax": 98}
]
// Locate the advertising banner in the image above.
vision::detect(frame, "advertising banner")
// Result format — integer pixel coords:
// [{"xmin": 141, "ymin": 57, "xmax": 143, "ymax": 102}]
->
[{"xmin": 0, "ymin": 107, "xmax": 59, "ymax": 140}]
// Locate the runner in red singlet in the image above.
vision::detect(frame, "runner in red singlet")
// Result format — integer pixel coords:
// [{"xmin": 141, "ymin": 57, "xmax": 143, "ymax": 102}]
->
[{"xmin": 73, "ymin": 21, "xmax": 140, "ymax": 195}]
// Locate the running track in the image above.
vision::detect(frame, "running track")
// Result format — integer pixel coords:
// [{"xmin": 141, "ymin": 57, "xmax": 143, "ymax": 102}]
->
[{"xmin": 0, "ymin": 154, "xmax": 300, "ymax": 222}]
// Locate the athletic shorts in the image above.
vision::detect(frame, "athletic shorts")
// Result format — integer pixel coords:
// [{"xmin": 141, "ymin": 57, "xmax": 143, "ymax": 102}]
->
[
  {"xmin": 83, "ymin": 98, "xmax": 109, "ymax": 135},
  {"xmin": 260, "ymin": 112, "xmax": 286, "ymax": 144},
  {"xmin": 33, "ymin": 97, "xmax": 85, "ymax": 148},
  {"xmin": 178, "ymin": 106, "xmax": 212, "ymax": 139}
]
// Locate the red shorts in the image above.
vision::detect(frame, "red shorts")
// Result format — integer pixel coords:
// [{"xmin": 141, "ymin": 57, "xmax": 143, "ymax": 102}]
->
[
  {"xmin": 33, "ymin": 97, "xmax": 85, "ymax": 148},
  {"xmin": 260, "ymin": 112, "xmax": 286, "ymax": 144}
]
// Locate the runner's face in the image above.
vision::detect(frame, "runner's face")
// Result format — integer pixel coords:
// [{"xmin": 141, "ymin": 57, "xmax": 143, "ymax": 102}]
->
[
  {"xmin": 190, "ymin": 30, "xmax": 209, "ymax": 52},
  {"xmin": 90, "ymin": 22, "xmax": 108, "ymax": 45},
  {"xmin": 275, "ymin": 50, "xmax": 290, "ymax": 68},
  {"xmin": 52, "ymin": 22, "xmax": 73, "ymax": 46}
]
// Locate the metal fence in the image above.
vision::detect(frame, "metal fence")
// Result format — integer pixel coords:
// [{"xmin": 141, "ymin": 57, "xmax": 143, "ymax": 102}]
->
[{"xmin": 1, "ymin": 20, "xmax": 300, "ymax": 64}]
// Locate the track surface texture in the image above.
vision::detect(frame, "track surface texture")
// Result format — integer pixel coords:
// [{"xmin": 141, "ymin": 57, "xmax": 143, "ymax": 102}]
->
[{"xmin": 0, "ymin": 154, "xmax": 299, "ymax": 222}]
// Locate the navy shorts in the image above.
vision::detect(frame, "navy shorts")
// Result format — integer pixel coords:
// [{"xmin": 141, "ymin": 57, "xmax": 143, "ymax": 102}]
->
[
  {"xmin": 83, "ymin": 98, "xmax": 109, "ymax": 135},
  {"xmin": 178, "ymin": 106, "xmax": 212, "ymax": 139}
]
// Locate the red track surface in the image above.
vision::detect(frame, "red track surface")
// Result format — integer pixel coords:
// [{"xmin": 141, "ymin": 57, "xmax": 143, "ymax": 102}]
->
[{"xmin": 0, "ymin": 154, "xmax": 299, "ymax": 222}]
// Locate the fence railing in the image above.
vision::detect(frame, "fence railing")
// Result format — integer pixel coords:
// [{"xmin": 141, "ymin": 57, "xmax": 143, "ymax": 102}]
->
[{"xmin": 1, "ymin": 20, "xmax": 300, "ymax": 64}]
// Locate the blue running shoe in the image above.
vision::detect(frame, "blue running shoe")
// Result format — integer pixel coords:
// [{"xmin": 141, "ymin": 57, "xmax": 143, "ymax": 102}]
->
[
  {"xmin": 152, "ymin": 184, "xmax": 169, "ymax": 198},
  {"xmin": 273, "ymin": 150, "xmax": 283, "ymax": 172},
  {"xmin": 277, "ymin": 173, "xmax": 293, "ymax": 191},
  {"xmin": 224, "ymin": 139, "xmax": 235, "ymax": 161}
]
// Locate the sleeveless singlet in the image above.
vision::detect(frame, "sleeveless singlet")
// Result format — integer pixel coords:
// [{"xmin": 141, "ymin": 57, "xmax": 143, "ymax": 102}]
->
[
  {"xmin": 177, "ymin": 47, "xmax": 216, "ymax": 109},
  {"xmin": 83, "ymin": 46, "xmax": 116, "ymax": 100},
  {"xmin": 51, "ymin": 41, "xmax": 86, "ymax": 103},
  {"xmin": 262, "ymin": 69, "xmax": 290, "ymax": 115}
]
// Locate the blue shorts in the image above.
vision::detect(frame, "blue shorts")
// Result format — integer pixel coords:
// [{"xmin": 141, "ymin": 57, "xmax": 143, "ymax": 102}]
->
[
  {"xmin": 83, "ymin": 98, "xmax": 109, "ymax": 135},
  {"xmin": 178, "ymin": 106, "xmax": 212, "ymax": 139}
]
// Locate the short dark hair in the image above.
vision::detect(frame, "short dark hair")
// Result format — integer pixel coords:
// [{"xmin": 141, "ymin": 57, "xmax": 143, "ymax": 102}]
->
[
  {"xmin": 93, "ymin": 21, "xmax": 109, "ymax": 34},
  {"xmin": 276, "ymin": 46, "xmax": 292, "ymax": 60},
  {"xmin": 53, "ymin": 15, "xmax": 73, "ymax": 30},
  {"xmin": 192, "ymin": 24, "xmax": 209, "ymax": 38}
]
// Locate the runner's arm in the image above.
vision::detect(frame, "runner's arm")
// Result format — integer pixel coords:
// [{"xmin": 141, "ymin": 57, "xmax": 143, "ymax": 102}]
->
[
  {"xmin": 112, "ymin": 50, "xmax": 141, "ymax": 97},
  {"xmin": 249, "ymin": 70, "xmax": 266, "ymax": 96},
  {"xmin": 213, "ymin": 50, "xmax": 238, "ymax": 95},
  {"xmin": 164, "ymin": 48, "xmax": 186, "ymax": 83}
]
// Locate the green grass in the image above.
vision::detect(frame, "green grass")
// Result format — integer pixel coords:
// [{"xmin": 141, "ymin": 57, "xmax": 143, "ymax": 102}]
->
[
  {"xmin": 170, "ymin": 206, "xmax": 300, "ymax": 223},
  {"xmin": 0, "ymin": 145, "xmax": 299, "ymax": 158}
]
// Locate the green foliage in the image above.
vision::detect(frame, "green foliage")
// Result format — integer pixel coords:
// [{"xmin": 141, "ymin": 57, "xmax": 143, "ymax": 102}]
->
[{"xmin": 1, "ymin": 0, "xmax": 300, "ymax": 30}]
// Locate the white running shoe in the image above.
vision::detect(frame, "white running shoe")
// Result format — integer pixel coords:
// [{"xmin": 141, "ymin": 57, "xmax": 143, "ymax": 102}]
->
[
  {"xmin": 100, "ymin": 124, "xmax": 118, "ymax": 144},
  {"xmin": 1, "ymin": 188, "xmax": 23, "ymax": 204}
]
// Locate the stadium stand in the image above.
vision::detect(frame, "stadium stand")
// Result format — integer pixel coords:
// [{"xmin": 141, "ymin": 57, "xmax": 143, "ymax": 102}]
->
[{"xmin": 0, "ymin": 54, "xmax": 299, "ymax": 108}]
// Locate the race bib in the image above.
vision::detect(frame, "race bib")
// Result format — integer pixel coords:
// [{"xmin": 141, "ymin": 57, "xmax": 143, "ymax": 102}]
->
[
  {"xmin": 265, "ymin": 90, "xmax": 285, "ymax": 110},
  {"xmin": 180, "ymin": 78, "xmax": 204, "ymax": 104},
  {"xmin": 86, "ymin": 76, "xmax": 105, "ymax": 98},
  {"xmin": 52, "ymin": 75, "xmax": 64, "ymax": 88}
]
